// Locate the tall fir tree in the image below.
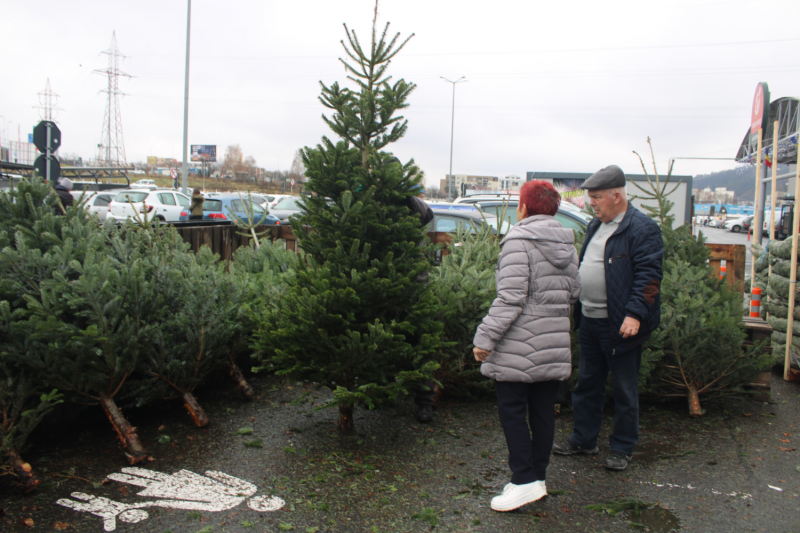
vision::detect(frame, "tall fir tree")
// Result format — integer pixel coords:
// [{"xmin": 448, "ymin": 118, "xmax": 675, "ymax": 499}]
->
[{"xmin": 252, "ymin": 9, "xmax": 442, "ymax": 430}]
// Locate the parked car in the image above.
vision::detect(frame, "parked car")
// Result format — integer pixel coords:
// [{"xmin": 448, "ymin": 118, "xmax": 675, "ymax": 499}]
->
[
  {"xmin": 270, "ymin": 196, "xmax": 305, "ymax": 222},
  {"xmin": 428, "ymin": 208, "xmax": 512, "ymax": 235},
  {"xmin": 452, "ymin": 192, "xmax": 520, "ymax": 204},
  {"xmin": 108, "ymin": 189, "xmax": 191, "ymax": 223},
  {"xmin": 70, "ymin": 189, "xmax": 116, "ymax": 221},
  {"xmin": 268, "ymin": 194, "xmax": 296, "ymax": 210},
  {"xmin": 130, "ymin": 179, "xmax": 158, "ymax": 189},
  {"xmin": 178, "ymin": 194, "xmax": 280, "ymax": 225},
  {"xmin": 425, "ymin": 202, "xmax": 481, "ymax": 212},
  {"xmin": 470, "ymin": 199, "xmax": 591, "ymax": 232},
  {"xmin": 725, "ymin": 215, "xmax": 752, "ymax": 233}
]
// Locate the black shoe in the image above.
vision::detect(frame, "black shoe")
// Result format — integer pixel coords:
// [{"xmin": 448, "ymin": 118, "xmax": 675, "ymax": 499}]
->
[
  {"xmin": 604, "ymin": 451, "xmax": 632, "ymax": 471},
  {"xmin": 415, "ymin": 405, "xmax": 433, "ymax": 424},
  {"xmin": 552, "ymin": 440, "xmax": 599, "ymax": 455}
]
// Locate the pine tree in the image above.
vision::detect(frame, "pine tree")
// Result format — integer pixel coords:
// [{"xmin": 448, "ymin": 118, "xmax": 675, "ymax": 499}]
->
[
  {"xmin": 134, "ymin": 246, "xmax": 243, "ymax": 426},
  {"xmin": 631, "ymin": 139, "xmax": 770, "ymax": 415},
  {"xmin": 252, "ymin": 9, "xmax": 442, "ymax": 430},
  {"xmin": 0, "ymin": 302, "xmax": 63, "ymax": 492}
]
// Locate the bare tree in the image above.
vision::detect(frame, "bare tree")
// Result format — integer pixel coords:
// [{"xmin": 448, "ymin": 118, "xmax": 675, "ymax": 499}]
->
[
  {"xmin": 426, "ymin": 185, "xmax": 441, "ymax": 199},
  {"xmin": 289, "ymin": 149, "xmax": 306, "ymax": 182},
  {"xmin": 222, "ymin": 144, "xmax": 244, "ymax": 176}
]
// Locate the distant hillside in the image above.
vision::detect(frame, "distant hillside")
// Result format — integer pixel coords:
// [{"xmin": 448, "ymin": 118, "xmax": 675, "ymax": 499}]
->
[{"xmin": 693, "ymin": 166, "xmax": 786, "ymax": 202}]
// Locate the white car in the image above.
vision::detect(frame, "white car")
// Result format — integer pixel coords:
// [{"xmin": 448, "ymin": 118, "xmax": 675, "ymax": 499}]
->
[
  {"xmin": 131, "ymin": 179, "xmax": 158, "ymax": 189},
  {"xmin": 267, "ymin": 194, "xmax": 295, "ymax": 209},
  {"xmin": 108, "ymin": 189, "xmax": 191, "ymax": 223},
  {"xmin": 70, "ymin": 190, "xmax": 116, "ymax": 222}
]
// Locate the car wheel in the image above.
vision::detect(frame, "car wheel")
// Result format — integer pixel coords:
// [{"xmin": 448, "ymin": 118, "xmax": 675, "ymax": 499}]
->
[{"xmin": 732, "ymin": 225, "xmax": 740, "ymax": 233}]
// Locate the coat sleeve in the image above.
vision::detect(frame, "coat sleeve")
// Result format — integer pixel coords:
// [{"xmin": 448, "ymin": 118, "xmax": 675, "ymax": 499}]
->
[
  {"xmin": 473, "ymin": 239, "xmax": 530, "ymax": 352},
  {"xmin": 569, "ymin": 247, "xmax": 581, "ymax": 305},
  {"xmin": 625, "ymin": 219, "xmax": 664, "ymax": 322}
]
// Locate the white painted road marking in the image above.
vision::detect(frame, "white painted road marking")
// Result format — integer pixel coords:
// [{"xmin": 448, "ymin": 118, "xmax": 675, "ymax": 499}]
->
[{"xmin": 56, "ymin": 468, "xmax": 284, "ymax": 531}]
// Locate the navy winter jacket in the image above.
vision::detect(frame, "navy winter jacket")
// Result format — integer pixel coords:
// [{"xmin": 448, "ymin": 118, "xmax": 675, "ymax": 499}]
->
[{"xmin": 573, "ymin": 203, "xmax": 664, "ymax": 353}]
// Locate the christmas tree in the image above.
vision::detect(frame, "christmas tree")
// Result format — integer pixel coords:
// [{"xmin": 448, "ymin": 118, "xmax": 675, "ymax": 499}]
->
[
  {"xmin": 252, "ymin": 9, "xmax": 442, "ymax": 430},
  {"xmin": 631, "ymin": 139, "xmax": 770, "ymax": 415}
]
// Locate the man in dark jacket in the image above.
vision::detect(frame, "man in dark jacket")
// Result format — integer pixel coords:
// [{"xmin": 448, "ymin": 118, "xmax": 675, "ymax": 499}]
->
[
  {"xmin": 54, "ymin": 178, "xmax": 74, "ymax": 216},
  {"xmin": 552, "ymin": 165, "xmax": 663, "ymax": 471}
]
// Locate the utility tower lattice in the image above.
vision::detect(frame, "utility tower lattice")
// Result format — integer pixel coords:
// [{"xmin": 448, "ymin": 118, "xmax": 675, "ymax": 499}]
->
[
  {"xmin": 33, "ymin": 78, "xmax": 63, "ymax": 123},
  {"xmin": 94, "ymin": 31, "xmax": 131, "ymax": 167}
]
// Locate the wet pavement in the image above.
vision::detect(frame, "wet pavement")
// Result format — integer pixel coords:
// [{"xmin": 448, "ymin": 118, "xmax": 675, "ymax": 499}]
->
[{"xmin": 1, "ymin": 370, "xmax": 799, "ymax": 532}]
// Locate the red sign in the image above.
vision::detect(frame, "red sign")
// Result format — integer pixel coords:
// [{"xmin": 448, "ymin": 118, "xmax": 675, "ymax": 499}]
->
[
  {"xmin": 170, "ymin": 168, "xmax": 178, "ymax": 180},
  {"xmin": 750, "ymin": 82, "xmax": 770, "ymax": 136},
  {"xmin": 290, "ymin": 178, "xmax": 295, "ymax": 186}
]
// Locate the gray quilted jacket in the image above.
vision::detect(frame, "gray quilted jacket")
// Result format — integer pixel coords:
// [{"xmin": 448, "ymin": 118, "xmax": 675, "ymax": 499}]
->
[{"xmin": 473, "ymin": 214, "xmax": 581, "ymax": 383}]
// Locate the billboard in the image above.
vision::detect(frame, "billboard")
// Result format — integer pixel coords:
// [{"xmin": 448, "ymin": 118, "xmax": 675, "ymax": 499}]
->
[{"xmin": 191, "ymin": 145, "xmax": 216, "ymax": 162}]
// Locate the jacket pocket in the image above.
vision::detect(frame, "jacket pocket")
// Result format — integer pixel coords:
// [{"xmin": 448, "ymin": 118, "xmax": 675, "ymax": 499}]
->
[{"xmin": 608, "ymin": 253, "xmax": 629, "ymax": 264}]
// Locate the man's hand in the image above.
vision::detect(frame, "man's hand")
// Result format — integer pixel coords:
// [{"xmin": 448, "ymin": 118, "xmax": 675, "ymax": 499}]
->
[
  {"xmin": 473, "ymin": 347, "xmax": 491, "ymax": 361},
  {"xmin": 620, "ymin": 316, "xmax": 640, "ymax": 338}
]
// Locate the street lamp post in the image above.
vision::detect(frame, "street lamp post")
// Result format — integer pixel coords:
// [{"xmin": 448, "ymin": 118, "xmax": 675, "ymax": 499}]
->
[
  {"xmin": 180, "ymin": 0, "xmax": 192, "ymax": 195},
  {"xmin": 441, "ymin": 76, "xmax": 466, "ymax": 200}
]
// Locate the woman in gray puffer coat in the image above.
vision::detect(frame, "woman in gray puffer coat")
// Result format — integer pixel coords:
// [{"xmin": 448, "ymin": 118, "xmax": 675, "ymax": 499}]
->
[{"xmin": 473, "ymin": 180, "xmax": 581, "ymax": 512}]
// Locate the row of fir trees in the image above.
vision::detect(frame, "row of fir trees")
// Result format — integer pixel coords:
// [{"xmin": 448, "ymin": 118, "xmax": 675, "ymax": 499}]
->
[{"xmin": 1, "ymin": 14, "xmax": 770, "ymax": 494}]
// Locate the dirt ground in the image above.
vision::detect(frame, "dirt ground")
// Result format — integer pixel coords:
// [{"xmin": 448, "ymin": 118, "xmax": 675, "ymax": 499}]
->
[{"xmin": 1, "ymin": 368, "xmax": 799, "ymax": 533}]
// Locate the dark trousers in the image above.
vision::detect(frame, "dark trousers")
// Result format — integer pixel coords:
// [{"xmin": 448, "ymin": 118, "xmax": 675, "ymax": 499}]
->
[
  {"xmin": 495, "ymin": 380, "xmax": 559, "ymax": 485},
  {"xmin": 569, "ymin": 315, "xmax": 642, "ymax": 455},
  {"xmin": 414, "ymin": 379, "xmax": 436, "ymax": 407}
]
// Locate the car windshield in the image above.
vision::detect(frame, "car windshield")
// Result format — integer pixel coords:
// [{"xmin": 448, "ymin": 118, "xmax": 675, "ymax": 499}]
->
[
  {"xmin": 274, "ymin": 197, "xmax": 302, "ymax": 210},
  {"xmin": 204, "ymin": 199, "xmax": 223, "ymax": 211},
  {"xmin": 114, "ymin": 191, "xmax": 148, "ymax": 203}
]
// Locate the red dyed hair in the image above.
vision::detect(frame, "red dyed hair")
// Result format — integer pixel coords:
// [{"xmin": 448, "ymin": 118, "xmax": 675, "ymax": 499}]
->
[{"xmin": 518, "ymin": 180, "xmax": 561, "ymax": 217}]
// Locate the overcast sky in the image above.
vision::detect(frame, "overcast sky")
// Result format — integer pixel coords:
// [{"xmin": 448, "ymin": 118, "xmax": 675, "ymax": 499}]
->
[{"xmin": 3, "ymin": 0, "xmax": 799, "ymax": 188}]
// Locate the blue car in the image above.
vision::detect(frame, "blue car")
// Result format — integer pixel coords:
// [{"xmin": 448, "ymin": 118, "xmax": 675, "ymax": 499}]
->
[{"xmin": 179, "ymin": 194, "xmax": 281, "ymax": 225}]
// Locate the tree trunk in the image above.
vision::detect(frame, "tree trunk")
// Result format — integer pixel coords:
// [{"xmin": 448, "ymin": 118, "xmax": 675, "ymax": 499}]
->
[
  {"xmin": 99, "ymin": 395, "xmax": 147, "ymax": 465},
  {"xmin": 229, "ymin": 362, "xmax": 254, "ymax": 401},
  {"xmin": 8, "ymin": 449, "xmax": 39, "ymax": 493},
  {"xmin": 182, "ymin": 391, "xmax": 209, "ymax": 427},
  {"xmin": 338, "ymin": 404, "xmax": 354, "ymax": 431},
  {"xmin": 687, "ymin": 383, "xmax": 703, "ymax": 417}
]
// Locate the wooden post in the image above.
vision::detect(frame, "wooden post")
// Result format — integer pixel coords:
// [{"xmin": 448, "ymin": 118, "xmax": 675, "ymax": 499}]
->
[
  {"xmin": 750, "ymin": 129, "xmax": 764, "ymax": 288},
  {"xmin": 767, "ymin": 121, "xmax": 780, "ymax": 319},
  {"xmin": 784, "ymin": 145, "xmax": 800, "ymax": 380}
]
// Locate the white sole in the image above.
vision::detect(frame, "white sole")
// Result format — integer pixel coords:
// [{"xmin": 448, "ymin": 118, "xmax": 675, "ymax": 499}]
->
[{"xmin": 490, "ymin": 491, "xmax": 547, "ymax": 512}]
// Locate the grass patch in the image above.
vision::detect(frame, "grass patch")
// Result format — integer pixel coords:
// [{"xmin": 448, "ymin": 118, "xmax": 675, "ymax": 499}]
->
[
  {"xmin": 411, "ymin": 508, "xmax": 442, "ymax": 527},
  {"xmin": 244, "ymin": 439, "xmax": 264, "ymax": 448},
  {"xmin": 236, "ymin": 427, "xmax": 254, "ymax": 435}
]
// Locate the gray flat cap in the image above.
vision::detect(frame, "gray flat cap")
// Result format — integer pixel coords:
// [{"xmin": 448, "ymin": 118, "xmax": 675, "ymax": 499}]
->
[{"xmin": 581, "ymin": 165, "xmax": 625, "ymax": 190}]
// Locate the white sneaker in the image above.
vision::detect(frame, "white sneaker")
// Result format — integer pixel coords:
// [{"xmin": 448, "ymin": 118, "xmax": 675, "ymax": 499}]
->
[{"xmin": 490, "ymin": 480, "xmax": 547, "ymax": 512}]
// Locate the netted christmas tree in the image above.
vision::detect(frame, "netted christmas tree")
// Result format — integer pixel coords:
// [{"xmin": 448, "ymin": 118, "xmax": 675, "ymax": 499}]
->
[{"xmin": 252, "ymin": 10, "xmax": 442, "ymax": 430}]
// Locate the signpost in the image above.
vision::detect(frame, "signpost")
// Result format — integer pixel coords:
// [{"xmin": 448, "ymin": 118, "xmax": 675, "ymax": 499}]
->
[
  {"xmin": 290, "ymin": 177, "xmax": 295, "ymax": 195},
  {"xmin": 32, "ymin": 120, "xmax": 61, "ymax": 184},
  {"xmin": 749, "ymin": 83, "xmax": 769, "ymax": 284},
  {"xmin": 170, "ymin": 168, "xmax": 178, "ymax": 189}
]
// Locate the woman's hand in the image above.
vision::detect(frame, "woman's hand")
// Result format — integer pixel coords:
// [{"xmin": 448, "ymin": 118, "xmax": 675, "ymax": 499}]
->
[{"xmin": 473, "ymin": 347, "xmax": 491, "ymax": 362}]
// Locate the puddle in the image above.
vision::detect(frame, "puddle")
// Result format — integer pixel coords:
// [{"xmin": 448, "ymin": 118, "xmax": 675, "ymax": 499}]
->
[
  {"xmin": 626, "ymin": 506, "xmax": 681, "ymax": 533},
  {"xmin": 633, "ymin": 442, "xmax": 694, "ymax": 465}
]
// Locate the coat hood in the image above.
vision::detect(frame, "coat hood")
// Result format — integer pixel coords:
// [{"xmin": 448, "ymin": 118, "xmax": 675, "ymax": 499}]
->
[{"xmin": 501, "ymin": 214, "xmax": 575, "ymax": 269}]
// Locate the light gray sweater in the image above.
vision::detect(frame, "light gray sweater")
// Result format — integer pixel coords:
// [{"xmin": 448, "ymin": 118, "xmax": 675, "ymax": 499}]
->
[
  {"xmin": 473, "ymin": 215, "xmax": 581, "ymax": 383},
  {"xmin": 578, "ymin": 211, "xmax": 624, "ymax": 318}
]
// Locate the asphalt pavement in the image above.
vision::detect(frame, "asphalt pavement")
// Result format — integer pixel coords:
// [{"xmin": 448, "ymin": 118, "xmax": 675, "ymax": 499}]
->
[{"xmin": 1, "ymin": 369, "xmax": 799, "ymax": 533}]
